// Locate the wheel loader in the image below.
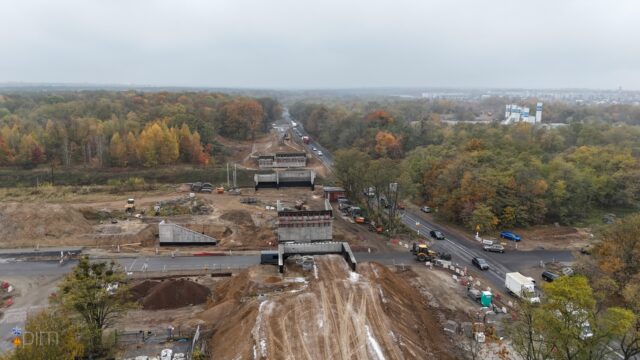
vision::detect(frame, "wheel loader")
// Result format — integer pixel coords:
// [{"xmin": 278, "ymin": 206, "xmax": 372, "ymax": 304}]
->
[
  {"xmin": 125, "ymin": 198, "xmax": 135, "ymax": 214},
  {"xmin": 411, "ymin": 243, "xmax": 452, "ymax": 262}
]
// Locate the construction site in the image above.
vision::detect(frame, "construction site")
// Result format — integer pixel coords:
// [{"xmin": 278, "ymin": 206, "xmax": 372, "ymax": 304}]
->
[{"xmin": 0, "ymin": 122, "xmax": 540, "ymax": 359}]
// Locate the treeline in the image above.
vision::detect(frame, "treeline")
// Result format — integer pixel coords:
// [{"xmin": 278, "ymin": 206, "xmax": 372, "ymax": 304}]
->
[
  {"xmin": 400, "ymin": 123, "xmax": 640, "ymax": 227},
  {"xmin": 0, "ymin": 91, "xmax": 282, "ymax": 168},
  {"xmin": 307, "ymin": 100, "xmax": 640, "ymax": 227},
  {"xmin": 290, "ymin": 97, "xmax": 640, "ymax": 133}
]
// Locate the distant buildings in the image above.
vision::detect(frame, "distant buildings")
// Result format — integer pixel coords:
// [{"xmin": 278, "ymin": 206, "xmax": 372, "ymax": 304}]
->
[{"xmin": 502, "ymin": 102, "xmax": 542, "ymax": 125}]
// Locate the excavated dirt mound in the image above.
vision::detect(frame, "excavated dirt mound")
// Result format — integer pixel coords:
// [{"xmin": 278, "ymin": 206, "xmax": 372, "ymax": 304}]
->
[
  {"xmin": 141, "ymin": 279, "xmax": 211, "ymax": 310},
  {"xmin": 0, "ymin": 202, "xmax": 94, "ymax": 247},
  {"xmin": 129, "ymin": 280, "xmax": 161, "ymax": 300},
  {"xmin": 202, "ymin": 255, "xmax": 457, "ymax": 360}
]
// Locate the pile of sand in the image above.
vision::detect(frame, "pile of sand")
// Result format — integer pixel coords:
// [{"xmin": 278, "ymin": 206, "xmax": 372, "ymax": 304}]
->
[
  {"xmin": 0, "ymin": 202, "xmax": 94, "ymax": 247},
  {"xmin": 201, "ymin": 255, "xmax": 456, "ymax": 360},
  {"xmin": 138, "ymin": 279, "xmax": 211, "ymax": 310}
]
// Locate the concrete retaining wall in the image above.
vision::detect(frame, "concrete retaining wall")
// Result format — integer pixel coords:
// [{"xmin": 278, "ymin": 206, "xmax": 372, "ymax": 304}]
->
[
  {"xmin": 159, "ymin": 221, "xmax": 217, "ymax": 245},
  {"xmin": 277, "ymin": 241, "xmax": 357, "ymax": 273}
]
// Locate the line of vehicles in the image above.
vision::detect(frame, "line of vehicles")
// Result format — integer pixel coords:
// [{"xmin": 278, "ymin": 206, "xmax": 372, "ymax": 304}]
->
[
  {"xmin": 286, "ymin": 122, "xmax": 324, "ymax": 157},
  {"xmin": 408, "ymin": 212, "xmax": 569, "ymax": 310}
]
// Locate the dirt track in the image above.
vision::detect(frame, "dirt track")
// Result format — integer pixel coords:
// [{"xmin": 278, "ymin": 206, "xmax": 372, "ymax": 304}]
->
[{"xmin": 204, "ymin": 256, "xmax": 456, "ymax": 359}]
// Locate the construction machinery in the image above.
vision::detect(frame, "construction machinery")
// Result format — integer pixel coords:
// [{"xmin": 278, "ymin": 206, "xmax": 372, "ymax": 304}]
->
[
  {"xmin": 411, "ymin": 243, "xmax": 452, "ymax": 262},
  {"xmin": 125, "ymin": 198, "xmax": 135, "ymax": 214},
  {"xmin": 294, "ymin": 199, "xmax": 307, "ymax": 210},
  {"xmin": 505, "ymin": 272, "xmax": 540, "ymax": 303},
  {"xmin": 191, "ymin": 182, "xmax": 213, "ymax": 193},
  {"xmin": 348, "ymin": 206, "xmax": 367, "ymax": 223}
]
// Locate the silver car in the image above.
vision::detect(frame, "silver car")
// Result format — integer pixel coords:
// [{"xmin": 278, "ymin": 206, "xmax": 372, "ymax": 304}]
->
[{"xmin": 483, "ymin": 244, "xmax": 505, "ymax": 253}]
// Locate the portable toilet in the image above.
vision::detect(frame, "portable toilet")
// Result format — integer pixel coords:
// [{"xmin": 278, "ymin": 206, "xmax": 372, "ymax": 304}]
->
[{"xmin": 481, "ymin": 291, "xmax": 492, "ymax": 307}]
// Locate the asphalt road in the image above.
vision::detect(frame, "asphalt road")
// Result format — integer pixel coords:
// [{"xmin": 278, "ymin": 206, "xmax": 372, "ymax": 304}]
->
[
  {"xmin": 399, "ymin": 211, "xmax": 573, "ymax": 289},
  {"xmin": 0, "ymin": 251, "xmax": 418, "ymax": 277},
  {"xmin": 284, "ymin": 108, "xmax": 334, "ymax": 170}
]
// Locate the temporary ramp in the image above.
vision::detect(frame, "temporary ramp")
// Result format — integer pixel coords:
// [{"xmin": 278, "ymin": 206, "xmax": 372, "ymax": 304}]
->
[
  {"xmin": 277, "ymin": 242, "xmax": 357, "ymax": 273},
  {"xmin": 158, "ymin": 221, "xmax": 217, "ymax": 246}
]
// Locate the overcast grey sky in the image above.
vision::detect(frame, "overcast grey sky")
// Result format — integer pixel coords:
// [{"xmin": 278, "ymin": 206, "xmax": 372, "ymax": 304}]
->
[{"xmin": 1, "ymin": 0, "xmax": 639, "ymax": 89}]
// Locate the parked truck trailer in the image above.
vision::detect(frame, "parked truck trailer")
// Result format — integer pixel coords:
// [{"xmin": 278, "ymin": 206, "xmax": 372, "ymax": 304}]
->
[{"xmin": 505, "ymin": 272, "xmax": 540, "ymax": 303}]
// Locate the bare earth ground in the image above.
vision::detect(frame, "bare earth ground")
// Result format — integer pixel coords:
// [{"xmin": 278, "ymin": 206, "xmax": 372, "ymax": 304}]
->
[
  {"xmin": 0, "ymin": 181, "xmax": 390, "ymax": 254},
  {"xmin": 510, "ymin": 225, "xmax": 591, "ymax": 251},
  {"xmin": 201, "ymin": 255, "xmax": 457, "ymax": 360},
  {"xmin": 111, "ymin": 259, "xmax": 515, "ymax": 359},
  {"xmin": 0, "ymin": 129, "xmax": 332, "ymax": 250}
]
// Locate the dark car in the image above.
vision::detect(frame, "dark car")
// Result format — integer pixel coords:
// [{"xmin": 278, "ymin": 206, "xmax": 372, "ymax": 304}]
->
[
  {"xmin": 542, "ymin": 271, "xmax": 560, "ymax": 282},
  {"xmin": 483, "ymin": 244, "xmax": 505, "ymax": 253},
  {"xmin": 500, "ymin": 231, "xmax": 521, "ymax": 242},
  {"xmin": 430, "ymin": 230, "xmax": 445, "ymax": 240},
  {"xmin": 472, "ymin": 257, "xmax": 490, "ymax": 270},
  {"xmin": 191, "ymin": 182, "xmax": 203, "ymax": 192},
  {"xmin": 200, "ymin": 182, "xmax": 213, "ymax": 193}
]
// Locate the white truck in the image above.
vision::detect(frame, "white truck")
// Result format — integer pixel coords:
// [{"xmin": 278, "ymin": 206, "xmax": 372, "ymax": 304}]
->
[{"xmin": 505, "ymin": 272, "xmax": 540, "ymax": 303}]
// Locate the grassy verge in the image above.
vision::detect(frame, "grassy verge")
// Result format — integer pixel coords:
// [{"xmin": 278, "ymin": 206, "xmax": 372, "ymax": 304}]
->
[
  {"xmin": 573, "ymin": 206, "xmax": 639, "ymax": 227},
  {"xmin": 0, "ymin": 165, "xmax": 258, "ymax": 188}
]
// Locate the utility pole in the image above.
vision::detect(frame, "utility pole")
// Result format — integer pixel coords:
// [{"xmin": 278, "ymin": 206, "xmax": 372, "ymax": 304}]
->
[
  {"xmin": 226, "ymin": 163, "xmax": 230, "ymax": 188},
  {"xmin": 233, "ymin": 163, "xmax": 237, "ymax": 188},
  {"xmin": 389, "ymin": 182, "xmax": 399, "ymax": 239}
]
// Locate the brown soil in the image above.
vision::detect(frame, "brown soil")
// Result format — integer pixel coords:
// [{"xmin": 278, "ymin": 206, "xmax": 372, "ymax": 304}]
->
[
  {"xmin": 220, "ymin": 210, "xmax": 255, "ymax": 228},
  {"xmin": 202, "ymin": 255, "xmax": 456, "ymax": 360},
  {"xmin": 0, "ymin": 202, "xmax": 94, "ymax": 248},
  {"xmin": 141, "ymin": 279, "xmax": 211, "ymax": 310},
  {"xmin": 512, "ymin": 225, "xmax": 591, "ymax": 251},
  {"xmin": 129, "ymin": 280, "xmax": 161, "ymax": 300}
]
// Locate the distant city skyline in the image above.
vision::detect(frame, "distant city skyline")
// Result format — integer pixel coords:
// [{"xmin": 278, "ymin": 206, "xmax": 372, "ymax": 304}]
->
[{"xmin": 2, "ymin": 0, "xmax": 640, "ymax": 90}]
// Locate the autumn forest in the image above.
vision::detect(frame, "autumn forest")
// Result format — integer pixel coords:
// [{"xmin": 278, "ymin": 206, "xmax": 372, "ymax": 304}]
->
[{"xmin": 0, "ymin": 91, "xmax": 281, "ymax": 168}]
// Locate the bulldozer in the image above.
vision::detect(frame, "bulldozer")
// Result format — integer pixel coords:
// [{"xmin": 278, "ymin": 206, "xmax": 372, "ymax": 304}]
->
[
  {"xmin": 411, "ymin": 243, "xmax": 452, "ymax": 262},
  {"xmin": 125, "ymin": 198, "xmax": 135, "ymax": 214}
]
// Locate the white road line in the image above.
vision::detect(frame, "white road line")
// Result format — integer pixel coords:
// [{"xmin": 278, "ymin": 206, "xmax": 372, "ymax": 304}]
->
[
  {"xmin": 128, "ymin": 258, "xmax": 138, "ymax": 272},
  {"xmin": 606, "ymin": 345, "xmax": 625, "ymax": 359}
]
